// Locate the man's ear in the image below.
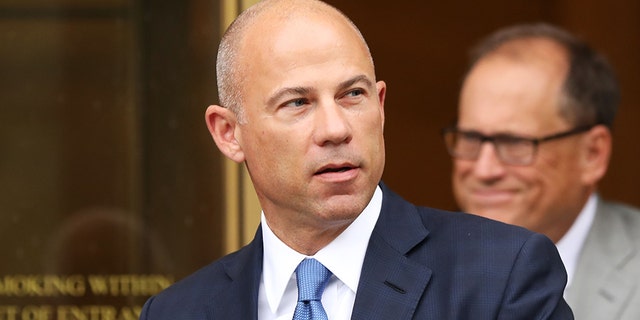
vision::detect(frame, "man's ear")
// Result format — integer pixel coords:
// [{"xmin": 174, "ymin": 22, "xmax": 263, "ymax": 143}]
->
[
  {"xmin": 580, "ymin": 124, "xmax": 611, "ymax": 185},
  {"xmin": 376, "ymin": 80, "xmax": 386, "ymax": 129},
  {"xmin": 205, "ymin": 105, "xmax": 245, "ymax": 163}
]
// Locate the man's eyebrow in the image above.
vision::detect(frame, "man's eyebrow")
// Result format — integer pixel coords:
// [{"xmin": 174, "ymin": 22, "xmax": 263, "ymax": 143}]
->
[
  {"xmin": 338, "ymin": 75, "xmax": 374, "ymax": 91},
  {"xmin": 267, "ymin": 87, "xmax": 311, "ymax": 107},
  {"xmin": 265, "ymin": 75, "xmax": 374, "ymax": 107}
]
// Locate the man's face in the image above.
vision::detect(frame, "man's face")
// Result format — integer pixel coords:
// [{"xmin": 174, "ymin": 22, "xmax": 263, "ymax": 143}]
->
[
  {"xmin": 233, "ymin": 14, "xmax": 386, "ymax": 231},
  {"xmin": 453, "ymin": 48, "xmax": 588, "ymax": 239}
]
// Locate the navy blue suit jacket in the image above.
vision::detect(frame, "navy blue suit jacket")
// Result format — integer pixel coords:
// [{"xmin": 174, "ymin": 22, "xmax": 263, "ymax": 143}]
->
[{"xmin": 140, "ymin": 183, "xmax": 573, "ymax": 319}]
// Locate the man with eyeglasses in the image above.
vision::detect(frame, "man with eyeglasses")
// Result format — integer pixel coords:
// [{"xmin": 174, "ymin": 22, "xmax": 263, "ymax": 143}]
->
[{"xmin": 444, "ymin": 23, "xmax": 640, "ymax": 320}]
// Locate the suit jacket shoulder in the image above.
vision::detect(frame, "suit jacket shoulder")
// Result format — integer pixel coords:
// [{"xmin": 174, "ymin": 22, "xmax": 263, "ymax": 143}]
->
[
  {"xmin": 139, "ymin": 231, "xmax": 264, "ymax": 320},
  {"xmin": 567, "ymin": 199, "xmax": 640, "ymax": 320},
  {"xmin": 351, "ymin": 183, "xmax": 573, "ymax": 319}
]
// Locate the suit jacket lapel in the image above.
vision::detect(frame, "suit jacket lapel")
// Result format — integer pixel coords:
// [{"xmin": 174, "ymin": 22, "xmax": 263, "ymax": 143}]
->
[
  {"xmin": 206, "ymin": 227, "xmax": 264, "ymax": 320},
  {"xmin": 207, "ymin": 185, "xmax": 432, "ymax": 320},
  {"xmin": 568, "ymin": 201, "xmax": 638, "ymax": 320},
  {"xmin": 351, "ymin": 184, "xmax": 432, "ymax": 320}
]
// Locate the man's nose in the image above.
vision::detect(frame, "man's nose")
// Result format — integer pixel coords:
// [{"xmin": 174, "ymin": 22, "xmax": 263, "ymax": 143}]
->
[
  {"xmin": 472, "ymin": 142, "xmax": 507, "ymax": 179},
  {"xmin": 313, "ymin": 100, "xmax": 352, "ymax": 146}
]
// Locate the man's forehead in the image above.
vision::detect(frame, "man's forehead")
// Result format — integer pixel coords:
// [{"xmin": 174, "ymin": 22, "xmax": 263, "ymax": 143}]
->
[
  {"xmin": 485, "ymin": 37, "xmax": 570, "ymax": 70},
  {"xmin": 237, "ymin": 13, "xmax": 373, "ymax": 77}
]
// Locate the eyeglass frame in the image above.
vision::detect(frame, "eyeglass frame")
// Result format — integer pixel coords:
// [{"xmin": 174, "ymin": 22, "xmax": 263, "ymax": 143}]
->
[{"xmin": 441, "ymin": 124, "xmax": 596, "ymax": 166}]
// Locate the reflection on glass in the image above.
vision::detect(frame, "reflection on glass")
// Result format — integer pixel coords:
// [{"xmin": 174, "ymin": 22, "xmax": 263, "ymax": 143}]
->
[{"xmin": 0, "ymin": 1, "xmax": 225, "ymax": 317}]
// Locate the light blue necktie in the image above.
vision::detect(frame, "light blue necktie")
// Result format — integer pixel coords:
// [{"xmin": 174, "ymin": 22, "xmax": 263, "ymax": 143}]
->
[{"xmin": 292, "ymin": 258, "xmax": 332, "ymax": 320}]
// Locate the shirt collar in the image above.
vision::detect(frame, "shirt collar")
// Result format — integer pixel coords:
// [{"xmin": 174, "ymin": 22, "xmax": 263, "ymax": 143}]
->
[
  {"xmin": 261, "ymin": 185, "xmax": 382, "ymax": 314},
  {"xmin": 556, "ymin": 193, "xmax": 598, "ymax": 288}
]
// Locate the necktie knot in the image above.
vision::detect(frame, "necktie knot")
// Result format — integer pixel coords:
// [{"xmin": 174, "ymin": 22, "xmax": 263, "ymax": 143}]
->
[
  {"xmin": 293, "ymin": 258, "xmax": 332, "ymax": 320},
  {"xmin": 295, "ymin": 258, "xmax": 332, "ymax": 302}
]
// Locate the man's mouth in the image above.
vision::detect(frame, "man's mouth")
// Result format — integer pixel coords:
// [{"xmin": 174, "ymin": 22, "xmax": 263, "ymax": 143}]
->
[
  {"xmin": 471, "ymin": 188, "xmax": 515, "ymax": 204},
  {"xmin": 315, "ymin": 163, "xmax": 357, "ymax": 175},
  {"xmin": 317, "ymin": 166, "xmax": 353, "ymax": 174}
]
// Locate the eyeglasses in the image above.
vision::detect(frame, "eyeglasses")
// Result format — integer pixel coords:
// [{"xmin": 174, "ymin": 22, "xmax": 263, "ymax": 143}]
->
[{"xmin": 442, "ymin": 125, "xmax": 594, "ymax": 166}]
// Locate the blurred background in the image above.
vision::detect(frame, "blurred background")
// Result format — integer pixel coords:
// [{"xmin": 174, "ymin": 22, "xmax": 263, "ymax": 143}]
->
[{"xmin": 1, "ymin": 0, "xmax": 638, "ymax": 316}]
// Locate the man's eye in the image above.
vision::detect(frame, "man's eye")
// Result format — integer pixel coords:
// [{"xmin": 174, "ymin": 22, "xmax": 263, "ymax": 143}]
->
[
  {"xmin": 459, "ymin": 131, "xmax": 483, "ymax": 142},
  {"xmin": 495, "ymin": 135, "xmax": 531, "ymax": 147},
  {"xmin": 285, "ymin": 98, "xmax": 307, "ymax": 108},
  {"xmin": 345, "ymin": 89, "xmax": 364, "ymax": 97}
]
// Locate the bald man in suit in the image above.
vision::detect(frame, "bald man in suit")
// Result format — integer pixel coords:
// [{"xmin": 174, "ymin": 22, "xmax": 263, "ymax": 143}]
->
[{"xmin": 140, "ymin": 2, "xmax": 573, "ymax": 319}]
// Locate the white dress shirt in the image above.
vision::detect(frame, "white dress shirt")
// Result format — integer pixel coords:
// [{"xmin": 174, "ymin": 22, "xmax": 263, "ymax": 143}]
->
[
  {"xmin": 258, "ymin": 186, "xmax": 382, "ymax": 320},
  {"xmin": 556, "ymin": 193, "xmax": 598, "ymax": 291}
]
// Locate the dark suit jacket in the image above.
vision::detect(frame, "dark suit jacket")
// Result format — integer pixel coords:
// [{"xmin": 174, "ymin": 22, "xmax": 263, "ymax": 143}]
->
[{"xmin": 140, "ymin": 183, "xmax": 573, "ymax": 319}]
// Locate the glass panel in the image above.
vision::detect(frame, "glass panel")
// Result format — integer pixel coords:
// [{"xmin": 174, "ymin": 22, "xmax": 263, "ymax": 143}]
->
[{"xmin": 0, "ymin": 0, "xmax": 224, "ymax": 317}]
